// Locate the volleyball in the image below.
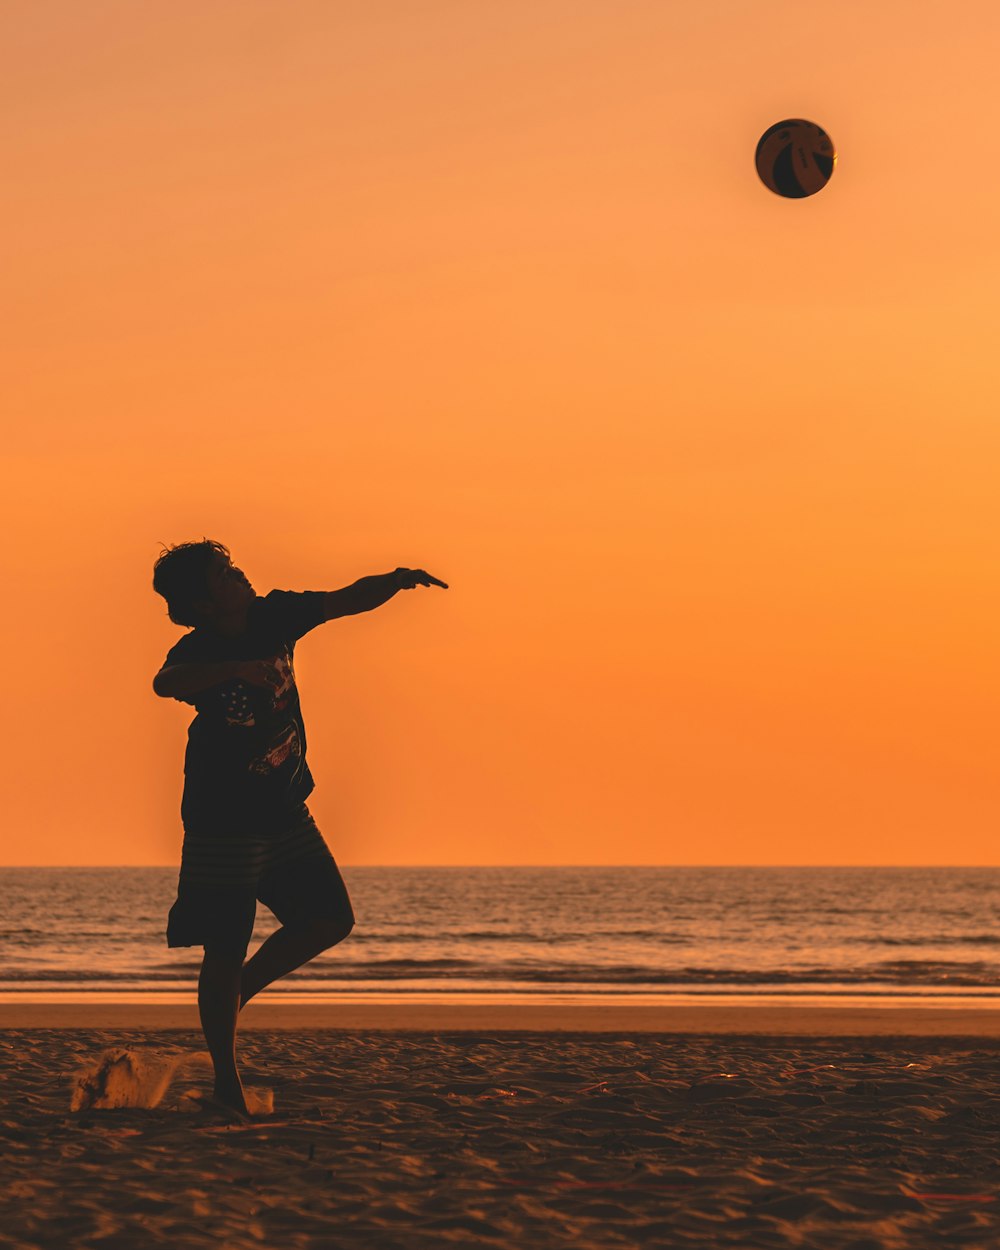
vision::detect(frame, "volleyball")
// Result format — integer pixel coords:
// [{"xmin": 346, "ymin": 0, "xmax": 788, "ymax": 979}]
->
[{"xmin": 755, "ymin": 119, "xmax": 836, "ymax": 198}]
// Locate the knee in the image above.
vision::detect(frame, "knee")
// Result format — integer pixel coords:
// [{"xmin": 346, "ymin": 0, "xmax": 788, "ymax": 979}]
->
[
  {"xmin": 200, "ymin": 944, "xmax": 246, "ymax": 986},
  {"xmin": 309, "ymin": 911, "xmax": 355, "ymax": 951}
]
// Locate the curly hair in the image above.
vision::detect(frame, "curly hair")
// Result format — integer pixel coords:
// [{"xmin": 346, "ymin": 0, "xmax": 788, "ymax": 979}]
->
[{"xmin": 152, "ymin": 539, "xmax": 230, "ymax": 627}]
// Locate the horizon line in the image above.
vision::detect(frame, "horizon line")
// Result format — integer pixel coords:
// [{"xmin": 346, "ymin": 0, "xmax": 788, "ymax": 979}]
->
[{"xmin": 6, "ymin": 863, "xmax": 1000, "ymax": 871}]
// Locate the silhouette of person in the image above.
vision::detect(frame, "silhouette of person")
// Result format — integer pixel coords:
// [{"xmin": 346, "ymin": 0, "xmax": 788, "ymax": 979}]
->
[{"xmin": 152, "ymin": 541, "xmax": 448, "ymax": 1115}]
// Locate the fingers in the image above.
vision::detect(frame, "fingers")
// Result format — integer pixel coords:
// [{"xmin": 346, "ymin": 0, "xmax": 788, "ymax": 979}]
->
[{"xmin": 397, "ymin": 568, "xmax": 449, "ymax": 590}]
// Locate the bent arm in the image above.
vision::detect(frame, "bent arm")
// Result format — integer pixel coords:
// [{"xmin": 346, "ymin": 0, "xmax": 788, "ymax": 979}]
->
[{"xmin": 152, "ymin": 660, "xmax": 244, "ymax": 699}]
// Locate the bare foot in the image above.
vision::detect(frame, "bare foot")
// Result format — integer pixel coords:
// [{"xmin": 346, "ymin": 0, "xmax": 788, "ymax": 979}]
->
[
  {"xmin": 214, "ymin": 1080, "xmax": 251, "ymax": 1115},
  {"xmin": 188, "ymin": 1090, "xmax": 252, "ymax": 1122}
]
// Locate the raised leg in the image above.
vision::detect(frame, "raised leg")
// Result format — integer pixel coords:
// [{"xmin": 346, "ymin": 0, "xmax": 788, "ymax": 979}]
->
[
  {"xmin": 198, "ymin": 946, "xmax": 249, "ymax": 1114},
  {"xmin": 239, "ymin": 915, "xmax": 354, "ymax": 1010}
]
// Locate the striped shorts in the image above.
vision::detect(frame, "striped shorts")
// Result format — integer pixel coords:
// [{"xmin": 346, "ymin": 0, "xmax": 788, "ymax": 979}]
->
[{"xmin": 166, "ymin": 803, "xmax": 354, "ymax": 956}]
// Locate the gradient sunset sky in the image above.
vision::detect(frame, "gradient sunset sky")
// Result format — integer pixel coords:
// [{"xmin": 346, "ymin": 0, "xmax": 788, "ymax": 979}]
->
[{"xmin": 4, "ymin": 1, "xmax": 999, "ymax": 866}]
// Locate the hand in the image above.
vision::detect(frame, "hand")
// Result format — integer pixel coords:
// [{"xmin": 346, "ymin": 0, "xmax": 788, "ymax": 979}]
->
[
  {"xmin": 394, "ymin": 567, "xmax": 449, "ymax": 590},
  {"xmin": 236, "ymin": 659, "xmax": 283, "ymax": 690}
]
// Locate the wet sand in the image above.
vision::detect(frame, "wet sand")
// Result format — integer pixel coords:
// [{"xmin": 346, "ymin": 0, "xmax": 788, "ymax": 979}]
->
[
  {"xmin": 5, "ymin": 1000, "xmax": 1000, "ymax": 1034},
  {"xmin": 4, "ymin": 1009, "xmax": 1000, "ymax": 1247}
]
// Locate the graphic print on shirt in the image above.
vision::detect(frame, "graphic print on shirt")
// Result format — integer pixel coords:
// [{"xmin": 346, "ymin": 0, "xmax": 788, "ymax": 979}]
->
[
  {"xmin": 246, "ymin": 649, "xmax": 303, "ymax": 776},
  {"xmin": 223, "ymin": 682, "xmax": 256, "ymax": 727},
  {"xmin": 249, "ymin": 721, "xmax": 303, "ymax": 775},
  {"xmin": 220, "ymin": 650, "xmax": 295, "ymax": 730},
  {"xmin": 269, "ymin": 652, "xmax": 295, "ymax": 710}
]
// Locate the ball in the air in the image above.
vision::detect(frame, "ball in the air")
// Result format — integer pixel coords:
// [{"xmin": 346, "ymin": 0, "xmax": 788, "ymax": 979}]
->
[{"xmin": 755, "ymin": 119, "xmax": 836, "ymax": 198}]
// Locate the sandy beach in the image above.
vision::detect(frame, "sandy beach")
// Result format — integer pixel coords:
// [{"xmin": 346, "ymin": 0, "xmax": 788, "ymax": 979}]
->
[{"xmin": 4, "ymin": 1007, "xmax": 1000, "ymax": 1248}]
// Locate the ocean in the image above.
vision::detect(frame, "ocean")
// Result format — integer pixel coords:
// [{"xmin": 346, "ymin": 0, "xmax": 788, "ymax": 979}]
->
[{"xmin": 3, "ymin": 866, "xmax": 1000, "ymax": 1005}]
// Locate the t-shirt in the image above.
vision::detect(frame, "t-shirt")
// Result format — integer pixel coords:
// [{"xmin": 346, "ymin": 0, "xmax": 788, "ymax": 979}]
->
[{"xmin": 163, "ymin": 590, "xmax": 327, "ymax": 835}]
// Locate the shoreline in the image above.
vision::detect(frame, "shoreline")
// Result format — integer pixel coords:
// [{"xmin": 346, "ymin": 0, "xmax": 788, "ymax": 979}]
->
[{"xmin": 6, "ymin": 1000, "xmax": 1000, "ymax": 1034}]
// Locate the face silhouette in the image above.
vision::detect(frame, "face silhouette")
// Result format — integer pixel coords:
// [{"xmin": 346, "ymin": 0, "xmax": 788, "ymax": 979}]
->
[{"xmin": 201, "ymin": 553, "xmax": 257, "ymax": 619}]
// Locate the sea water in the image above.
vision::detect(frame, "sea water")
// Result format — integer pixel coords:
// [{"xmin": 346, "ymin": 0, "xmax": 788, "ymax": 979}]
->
[{"xmin": 3, "ymin": 866, "xmax": 1000, "ymax": 1005}]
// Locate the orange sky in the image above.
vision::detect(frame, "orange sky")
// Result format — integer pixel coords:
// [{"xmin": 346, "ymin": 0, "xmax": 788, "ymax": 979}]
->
[{"xmin": 4, "ymin": 1, "xmax": 1000, "ymax": 865}]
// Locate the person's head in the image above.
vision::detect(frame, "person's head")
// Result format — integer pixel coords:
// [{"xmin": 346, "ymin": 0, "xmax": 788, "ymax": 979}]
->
[{"xmin": 152, "ymin": 539, "xmax": 256, "ymax": 628}]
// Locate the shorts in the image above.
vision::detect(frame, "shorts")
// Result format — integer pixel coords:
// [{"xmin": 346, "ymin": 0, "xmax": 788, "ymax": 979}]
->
[{"xmin": 166, "ymin": 803, "xmax": 354, "ymax": 958}]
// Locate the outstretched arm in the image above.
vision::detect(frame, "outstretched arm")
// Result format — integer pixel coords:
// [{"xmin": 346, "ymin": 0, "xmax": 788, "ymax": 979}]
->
[{"xmin": 323, "ymin": 567, "xmax": 448, "ymax": 621}]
